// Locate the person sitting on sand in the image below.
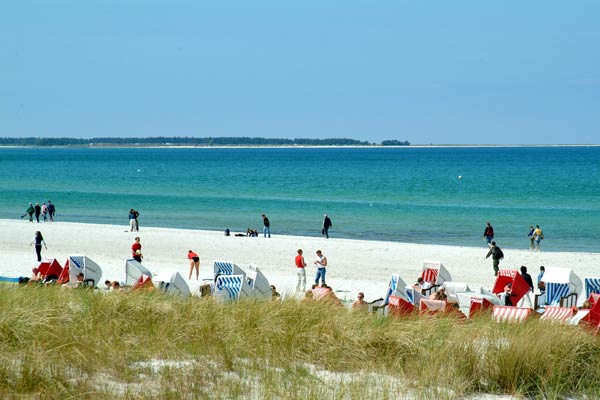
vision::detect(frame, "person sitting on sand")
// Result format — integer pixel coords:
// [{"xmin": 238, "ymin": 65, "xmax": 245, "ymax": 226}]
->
[
  {"xmin": 414, "ymin": 277, "xmax": 432, "ymax": 294},
  {"xmin": 270, "ymin": 285, "xmax": 281, "ymax": 300},
  {"xmin": 112, "ymin": 281, "xmax": 123, "ymax": 291},
  {"xmin": 104, "ymin": 280, "xmax": 112, "ymax": 291},
  {"xmin": 430, "ymin": 287, "xmax": 447, "ymax": 301},
  {"xmin": 352, "ymin": 292, "xmax": 368, "ymax": 311},
  {"xmin": 31, "ymin": 267, "xmax": 43, "ymax": 282}
]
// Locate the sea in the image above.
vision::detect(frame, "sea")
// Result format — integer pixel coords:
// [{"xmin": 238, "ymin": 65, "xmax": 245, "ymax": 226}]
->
[{"xmin": 1, "ymin": 146, "xmax": 598, "ymax": 252}]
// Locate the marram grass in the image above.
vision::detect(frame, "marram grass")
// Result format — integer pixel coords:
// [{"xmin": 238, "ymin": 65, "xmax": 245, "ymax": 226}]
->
[{"xmin": 0, "ymin": 285, "xmax": 599, "ymax": 399}]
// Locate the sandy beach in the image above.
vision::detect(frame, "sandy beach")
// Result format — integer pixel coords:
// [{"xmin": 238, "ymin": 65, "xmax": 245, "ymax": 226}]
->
[{"xmin": 3, "ymin": 218, "xmax": 599, "ymax": 303}]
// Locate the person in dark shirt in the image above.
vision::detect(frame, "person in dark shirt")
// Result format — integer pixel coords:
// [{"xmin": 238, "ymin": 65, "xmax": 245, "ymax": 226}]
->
[
  {"xmin": 322, "ymin": 214, "xmax": 333, "ymax": 238},
  {"xmin": 262, "ymin": 214, "xmax": 271, "ymax": 238},
  {"xmin": 483, "ymin": 221, "xmax": 494, "ymax": 245},
  {"xmin": 520, "ymin": 265, "xmax": 534, "ymax": 292}
]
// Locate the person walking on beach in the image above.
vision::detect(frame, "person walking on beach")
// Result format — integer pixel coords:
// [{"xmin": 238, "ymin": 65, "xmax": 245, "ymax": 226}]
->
[
  {"xmin": 262, "ymin": 214, "xmax": 271, "ymax": 238},
  {"xmin": 527, "ymin": 226, "xmax": 535, "ymax": 251},
  {"xmin": 295, "ymin": 249, "xmax": 307, "ymax": 292},
  {"xmin": 314, "ymin": 250, "xmax": 328, "ymax": 286},
  {"xmin": 34, "ymin": 203, "xmax": 41, "ymax": 223},
  {"xmin": 30, "ymin": 231, "xmax": 47, "ymax": 262},
  {"xmin": 485, "ymin": 241, "xmax": 504, "ymax": 276},
  {"xmin": 41, "ymin": 202, "xmax": 48, "ymax": 222},
  {"xmin": 532, "ymin": 225, "xmax": 544, "ymax": 252},
  {"xmin": 47, "ymin": 200, "xmax": 56, "ymax": 222},
  {"xmin": 22, "ymin": 202, "xmax": 35, "ymax": 222},
  {"xmin": 128, "ymin": 209, "xmax": 137, "ymax": 232},
  {"xmin": 322, "ymin": 214, "xmax": 333, "ymax": 239},
  {"xmin": 483, "ymin": 222, "xmax": 494, "ymax": 245},
  {"xmin": 131, "ymin": 237, "xmax": 143, "ymax": 263},
  {"xmin": 187, "ymin": 250, "xmax": 200, "ymax": 280}
]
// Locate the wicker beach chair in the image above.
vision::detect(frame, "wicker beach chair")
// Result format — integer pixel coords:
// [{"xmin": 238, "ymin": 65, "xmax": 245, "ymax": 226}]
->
[
  {"xmin": 67, "ymin": 255, "xmax": 102, "ymax": 287},
  {"xmin": 534, "ymin": 267, "xmax": 582, "ymax": 309},
  {"xmin": 492, "ymin": 270, "xmax": 530, "ymax": 306},
  {"xmin": 456, "ymin": 291, "xmax": 499, "ymax": 319},
  {"xmin": 125, "ymin": 259, "xmax": 152, "ymax": 286},
  {"xmin": 420, "ymin": 261, "xmax": 452, "ymax": 296},
  {"xmin": 584, "ymin": 277, "xmax": 600, "ymax": 299}
]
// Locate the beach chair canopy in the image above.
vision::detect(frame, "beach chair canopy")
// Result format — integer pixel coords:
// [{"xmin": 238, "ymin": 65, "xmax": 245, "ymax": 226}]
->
[
  {"xmin": 541, "ymin": 267, "xmax": 582, "ymax": 307},
  {"xmin": 154, "ymin": 270, "xmax": 191, "ymax": 298},
  {"xmin": 383, "ymin": 274, "xmax": 409, "ymax": 305},
  {"xmin": 457, "ymin": 292, "xmax": 500, "ymax": 319},
  {"xmin": 492, "ymin": 306, "xmax": 532, "ymax": 323},
  {"xmin": 584, "ymin": 277, "xmax": 600, "ymax": 299},
  {"xmin": 37, "ymin": 258, "xmax": 63, "ymax": 280},
  {"xmin": 68, "ymin": 255, "xmax": 102, "ymax": 286},
  {"xmin": 442, "ymin": 282, "xmax": 470, "ymax": 303},
  {"xmin": 492, "ymin": 270, "xmax": 530, "ymax": 306},
  {"xmin": 125, "ymin": 259, "xmax": 152, "ymax": 286},
  {"xmin": 421, "ymin": 261, "xmax": 452, "ymax": 285},
  {"xmin": 246, "ymin": 264, "xmax": 271, "ymax": 297},
  {"xmin": 213, "ymin": 260, "xmax": 245, "ymax": 279}
]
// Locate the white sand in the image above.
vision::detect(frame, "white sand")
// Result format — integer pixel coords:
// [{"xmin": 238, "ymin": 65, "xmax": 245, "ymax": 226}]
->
[{"xmin": 2, "ymin": 219, "xmax": 599, "ymax": 302}]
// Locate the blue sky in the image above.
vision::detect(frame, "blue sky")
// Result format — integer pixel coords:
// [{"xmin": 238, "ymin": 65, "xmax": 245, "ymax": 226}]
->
[{"xmin": 1, "ymin": 0, "xmax": 598, "ymax": 144}]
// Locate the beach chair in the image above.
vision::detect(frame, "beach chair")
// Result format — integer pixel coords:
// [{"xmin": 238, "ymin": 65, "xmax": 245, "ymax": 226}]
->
[
  {"xmin": 68, "ymin": 255, "xmax": 102, "ymax": 287},
  {"xmin": 583, "ymin": 298, "xmax": 600, "ymax": 332},
  {"xmin": 534, "ymin": 267, "xmax": 582, "ymax": 308},
  {"xmin": 584, "ymin": 277, "xmax": 600, "ymax": 299},
  {"xmin": 214, "ymin": 274, "xmax": 248, "ymax": 301},
  {"xmin": 132, "ymin": 273, "xmax": 154, "ymax": 290},
  {"xmin": 312, "ymin": 287, "xmax": 343, "ymax": 306},
  {"xmin": 125, "ymin": 259, "xmax": 152, "ymax": 286},
  {"xmin": 540, "ymin": 306, "xmax": 576, "ymax": 323},
  {"xmin": 37, "ymin": 258, "xmax": 63, "ymax": 281},
  {"xmin": 383, "ymin": 274, "xmax": 410, "ymax": 305},
  {"xmin": 420, "ymin": 261, "xmax": 452, "ymax": 296},
  {"xmin": 441, "ymin": 282, "xmax": 470, "ymax": 303},
  {"xmin": 246, "ymin": 264, "xmax": 271, "ymax": 298},
  {"xmin": 457, "ymin": 291, "xmax": 499, "ymax": 319},
  {"xmin": 388, "ymin": 295, "xmax": 415, "ymax": 317},
  {"xmin": 405, "ymin": 286, "xmax": 426, "ymax": 306},
  {"xmin": 492, "ymin": 270, "xmax": 530, "ymax": 306},
  {"xmin": 154, "ymin": 270, "xmax": 191, "ymax": 298},
  {"xmin": 492, "ymin": 306, "xmax": 532, "ymax": 323}
]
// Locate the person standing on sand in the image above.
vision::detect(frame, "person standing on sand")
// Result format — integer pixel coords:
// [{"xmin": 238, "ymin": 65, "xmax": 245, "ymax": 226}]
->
[
  {"xmin": 128, "ymin": 209, "xmax": 137, "ymax": 232},
  {"xmin": 322, "ymin": 214, "xmax": 332, "ymax": 239},
  {"xmin": 34, "ymin": 203, "xmax": 41, "ymax": 223},
  {"xmin": 485, "ymin": 241, "xmax": 504, "ymax": 276},
  {"xmin": 483, "ymin": 222, "xmax": 494, "ymax": 245},
  {"xmin": 41, "ymin": 202, "xmax": 48, "ymax": 222},
  {"xmin": 134, "ymin": 209, "xmax": 140, "ymax": 232},
  {"xmin": 22, "ymin": 202, "xmax": 35, "ymax": 222},
  {"xmin": 295, "ymin": 249, "xmax": 307, "ymax": 292},
  {"xmin": 314, "ymin": 250, "xmax": 328, "ymax": 286},
  {"xmin": 262, "ymin": 214, "xmax": 271, "ymax": 238},
  {"xmin": 131, "ymin": 237, "xmax": 143, "ymax": 263},
  {"xmin": 30, "ymin": 231, "xmax": 47, "ymax": 262},
  {"xmin": 533, "ymin": 225, "xmax": 544, "ymax": 252},
  {"xmin": 47, "ymin": 200, "xmax": 56, "ymax": 222},
  {"xmin": 187, "ymin": 250, "xmax": 200, "ymax": 280}
]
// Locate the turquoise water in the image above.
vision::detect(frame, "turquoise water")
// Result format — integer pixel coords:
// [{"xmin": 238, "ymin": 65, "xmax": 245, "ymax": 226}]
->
[{"xmin": 1, "ymin": 146, "xmax": 598, "ymax": 252}]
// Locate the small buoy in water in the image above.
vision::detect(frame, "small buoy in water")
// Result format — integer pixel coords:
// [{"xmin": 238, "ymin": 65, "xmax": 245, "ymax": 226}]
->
[
  {"xmin": 458, "ymin": 175, "xmax": 462, "ymax": 179},
  {"xmin": 137, "ymin": 169, "xmax": 141, "ymax": 172}
]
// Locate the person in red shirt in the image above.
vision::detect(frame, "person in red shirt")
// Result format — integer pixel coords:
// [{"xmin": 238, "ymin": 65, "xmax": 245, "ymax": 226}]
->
[
  {"xmin": 187, "ymin": 250, "xmax": 200, "ymax": 280},
  {"xmin": 131, "ymin": 237, "xmax": 142, "ymax": 263},
  {"xmin": 295, "ymin": 249, "xmax": 307, "ymax": 292}
]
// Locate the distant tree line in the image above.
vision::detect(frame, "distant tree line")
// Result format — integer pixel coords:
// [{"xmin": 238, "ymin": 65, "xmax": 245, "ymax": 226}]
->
[{"xmin": 0, "ymin": 136, "xmax": 410, "ymax": 146}]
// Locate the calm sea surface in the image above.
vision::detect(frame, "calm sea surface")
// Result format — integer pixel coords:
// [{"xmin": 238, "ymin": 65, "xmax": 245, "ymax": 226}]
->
[{"xmin": 1, "ymin": 147, "xmax": 598, "ymax": 252}]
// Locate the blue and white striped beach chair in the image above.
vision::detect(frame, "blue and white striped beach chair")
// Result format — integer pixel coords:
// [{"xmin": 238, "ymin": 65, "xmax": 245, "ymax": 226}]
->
[
  {"xmin": 536, "ymin": 267, "xmax": 582, "ymax": 308},
  {"xmin": 215, "ymin": 274, "xmax": 246, "ymax": 300},
  {"xmin": 213, "ymin": 261, "xmax": 245, "ymax": 278},
  {"xmin": 585, "ymin": 277, "xmax": 600, "ymax": 299}
]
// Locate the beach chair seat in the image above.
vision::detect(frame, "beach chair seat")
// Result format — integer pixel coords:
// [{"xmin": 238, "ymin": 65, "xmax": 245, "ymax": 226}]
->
[
  {"xmin": 569, "ymin": 309, "xmax": 591, "ymax": 325},
  {"xmin": 442, "ymin": 281, "xmax": 470, "ymax": 303},
  {"xmin": 405, "ymin": 286, "xmax": 426, "ymax": 305},
  {"xmin": 492, "ymin": 270, "xmax": 530, "ymax": 306},
  {"xmin": 535, "ymin": 267, "xmax": 582, "ymax": 308},
  {"xmin": 540, "ymin": 306, "xmax": 576, "ymax": 323},
  {"xmin": 214, "ymin": 274, "xmax": 246, "ymax": 301},
  {"xmin": 492, "ymin": 306, "xmax": 532, "ymax": 323},
  {"xmin": 420, "ymin": 299, "xmax": 453, "ymax": 315},
  {"xmin": 388, "ymin": 295, "xmax": 414, "ymax": 317}
]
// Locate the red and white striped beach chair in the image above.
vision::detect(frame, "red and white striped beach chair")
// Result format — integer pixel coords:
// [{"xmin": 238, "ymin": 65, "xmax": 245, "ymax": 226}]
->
[
  {"xmin": 456, "ymin": 292, "xmax": 498, "ymax": 319},
  {"xmin": 37, "ymin": 258, "xmax": 63, "ymax": 281},
  {"xmin": 540, "ymin": 306, "xmax": 576, "ymax": 323},
  {"xmin": 132, "ymin": 273, "xmax": 154, "ymax": 291},
  {"xmin": 582, "ymin": 294, "xmax": 600, "ymax": 331},
  {"xmin": 492, "ymin": 306, "xmax": 532, "ymax": 323},
  {"xmin": 492, "ymin": 270, "xmax": 530, "ymax": 306},
  {"xmin": 388, "ymin": 295, "xmax": 415, "ymax": 317},
  {"xmin": 420, "ymin": 299, "xmax": 453, "ymax": 316},
  {"xmin": 421, "ymin": 261, "xmax": 452, "ymax": 286}
]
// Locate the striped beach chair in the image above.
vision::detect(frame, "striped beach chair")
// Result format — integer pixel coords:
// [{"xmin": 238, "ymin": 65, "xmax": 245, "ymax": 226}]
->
[
  {"xmin": 421, "ymin": 261, "xmax": 452, "ymax": 286},
  {"xmin": 492, "ymin": 270, "xmax": 530, "ymax": 306},
  {"xmin": 420, "ymin": 299, "xmax": 453, "ymax": 315},
  {"xmin": 537, "ymin": 267, "xmax": 582, "ymax": 308},
  {"xmin": 405, "ymin": 286, "xmax": 425, "ymax": 306},
  {"xmin": 492, "ymin": 306, "xmax": 532, "ymax": 323},
  {"xmin": 213, "ymin": 260, "xmax": 244, "ymax": 277},
  {"xmin": 215, "ymin": 274, "xmax": 246, "ymax": 300},
  {"xmin": 383, "ymin": 274, "xmax": 409, "ymax": 305},
  {"xmin": 584, "ymin": 277, "xmax": 600, "ymax": 299},
  {"xmin": 540, "ymin": 306, "xmax": 576, "ymax": 323},
  {"xmin": 457, "ymin": 291, "xmax": 499, "ymax": 319},
  {"xmin": 67, "ymin": 255, "xmax": 102, "ymax": 287}
]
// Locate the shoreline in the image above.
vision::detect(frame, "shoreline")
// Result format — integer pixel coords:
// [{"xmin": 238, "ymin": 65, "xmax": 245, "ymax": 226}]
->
[
  {"xmin": 1, "ymin": 144, "xmax": 599, "ymax": 149},
  {"xmin": 2, "ymin": 219, "xmax": 599, "ymax": 303}
]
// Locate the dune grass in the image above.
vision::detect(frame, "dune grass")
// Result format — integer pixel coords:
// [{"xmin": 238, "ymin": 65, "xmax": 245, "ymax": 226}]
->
[{"xmin": 0, "ymin": 285, "xmax": 599, "ymax": 399}]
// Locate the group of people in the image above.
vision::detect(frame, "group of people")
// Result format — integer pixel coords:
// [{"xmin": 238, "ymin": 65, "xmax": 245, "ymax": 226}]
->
[
  {"xmin": 294, "ymin": 248, "xmax": 328, "ymax": 292},
  {"xmin": 128, "ymin": 209, "xmax": 140, "ymax": 232},
  {"xmin": 22, "ymin": 200, "xmax": 56, "ymax": 223}
]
